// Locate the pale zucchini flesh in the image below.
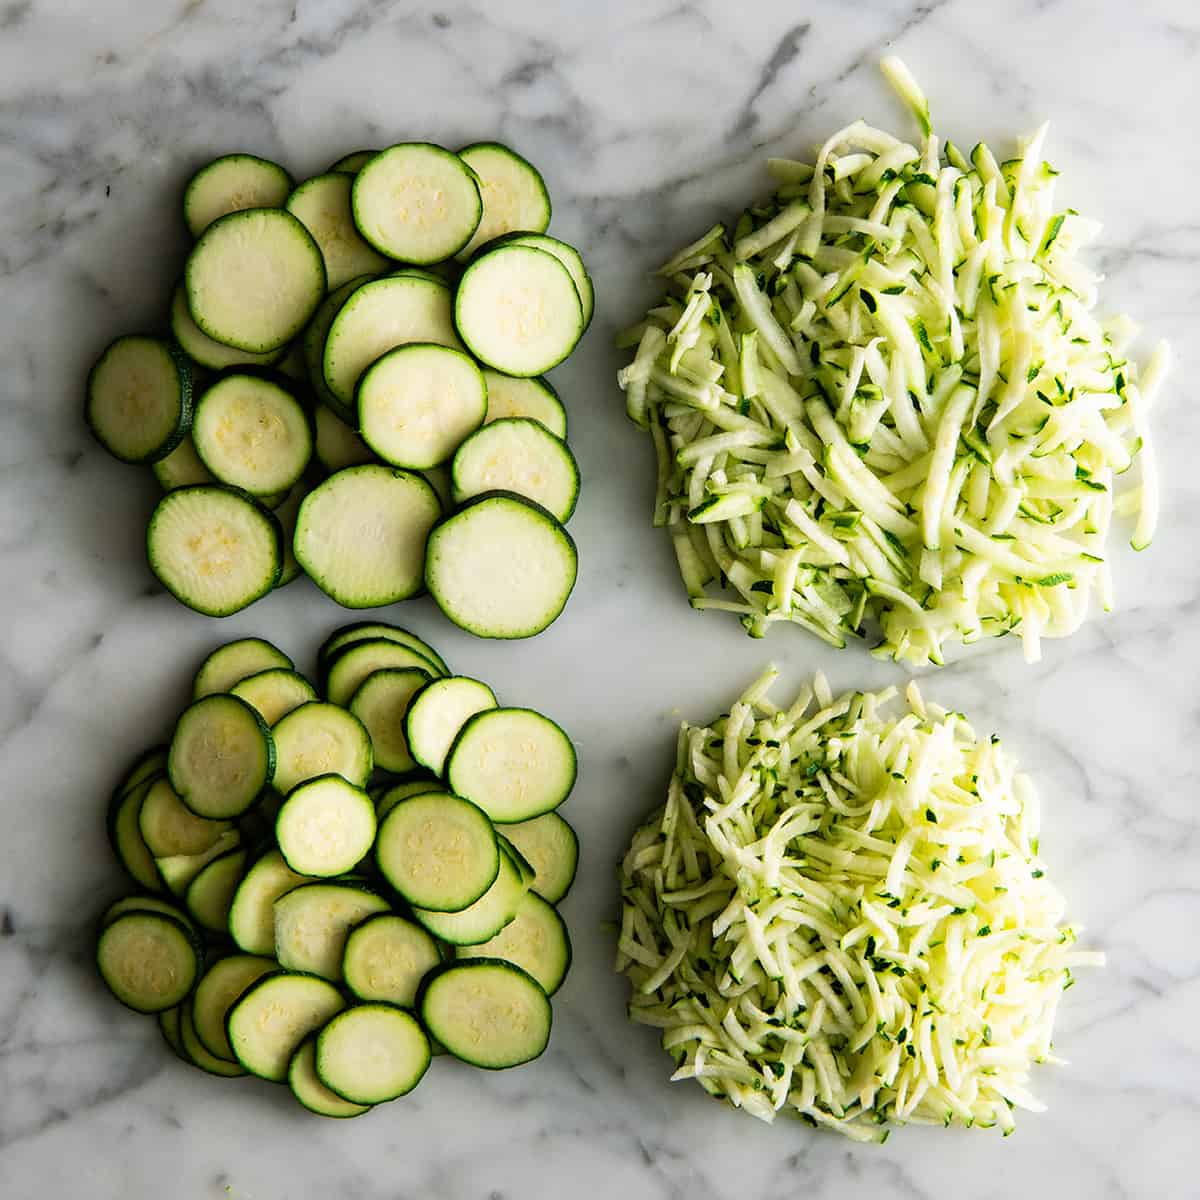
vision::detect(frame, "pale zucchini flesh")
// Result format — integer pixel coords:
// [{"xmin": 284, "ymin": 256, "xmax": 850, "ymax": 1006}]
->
[
  {"xmin": 228, "ymin": 849, "xmax": 315, "ymax": 955},
  {"xmin": 226, "ymin": 971, "xmax": 345, "ymax": 1081},
  {"xmin": 341, "ymin": 913, "xmax": 441, "ymax": 1007},
  {"xmin": 324, "ymin": 637, "xmax": 441, "ymax": 707},
  {"xmin": 318, "ymin": 622, "xmax": 449, "ymax": 676},
  {"xmin": 170, "ymin": 283, "xmax": 283, "ymax": 372},
  {"xmin": 481, "ymin": 371, "xmax": 566, "ymax": 438},
  {"xmin": 503, "ymin": 233, "xmax": 591, "ymax": 328},
  {"xmin": 193, "ymin": 637, "xmax": 293, "ymax": 698},
  {"xmin": 411, "ymin": 842, "xmax": 526, "ymax": 945},
  {"xmin": 270, "ymin": 701, "xmax": 374, "ymax": 795},
  {"xmin": 191, "ymin": 954, "xmax": 277, "ymax": 1061},
  {"xmin": 286, "ymin": 171, "xmax": 390, "ymax": 288},
  {"xmin": 96, "ymin": 911, "xmax": 200, "ymax": 1014},
  {"xmin": 184, "ymin": 846, "xmax": 249, "ymax": 932},
  {"xmin": 273, "ymin": 882, "xmax": 389, "ymax": 980},
  {"xmin": 153, "ymin": 434, "xmax": 216, "ymax": 491},
  {"xmin": 404, "ymin": 675, "xmax": 497, "ymax": 777},
  {"xmin": 183, "ymin": 153, "xmax": 293, "ymax": 238},
  {"xmin": 316, "ymin": 1004, "xmax": 431, "ymax": 1105},
  {"xmin": 498, "ymin": 812, "xmax": 578, "ymax": 904},
  {"xmin": 456, "ymin": 142, "xmax": 551, "ymax": 261},
  {"xmin": 456, "ymin": 891, "xmax": 571, "ymax": 995},
  {"xmin": 347, "ymin": 667, "xmax": 431, "ymax": 774},
  {"xmin": 275, "ymin": 774, "xmax": 376, "ymax": 877},
  {"xmin": 230, "ymin": 668, "xmax": 317, "ymax": 726},
  {"xmin": 289, "ymin": 1038, "xmax": 371, "ymax": 1118}
]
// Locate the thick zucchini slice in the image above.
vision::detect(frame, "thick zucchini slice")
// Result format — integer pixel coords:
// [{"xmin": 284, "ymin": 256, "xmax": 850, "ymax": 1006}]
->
[
  {"xmin": 227, "ymin": 971, "xmax": 345, "ymax": 1082},
  {"xmin": 446, "ymin": 707, "xmax": 576, "ymax": 823},
  {"xmin": 86, "ymin": 335, "xmax": 192, "ymax": 464},
  {"xmin": 375, "ymin": 791, "xmax": 498, "ymax": 913},
  {"xmin": 419, "ymin": 959, "xmax": 551, "ymax": 1069},
  {"xmin": 456, "ymin": 143, "xmax": 551, "ymax": 261},
  {"xmin": 481, "ymin": 371, "xmax": 566, "ymax": 438},
  {"xmin": 404, "ymin": 676, "xmax": 497, "ymax": 777},
  {"xmin": 275, "ymin": 774, "xmax": 376, "ymax": 876},
  {"xmin": 341, "ymin": 913, "xmax": 441, "ymax": 1007},
  {"xmin": 499, "ymin": 812, "xmax": 578, "ymax": 904},
  {"xmin": 351, "ymin": 143, "xmax": 481, "ymax": 263},
  {"xmin": 191, "ymin": 954, "xmax": 277, "ymax": 1061},
  {"xmin": 424, "ymin": 492, "xmax": 577, "ymax": 638},
  {"xmin": 183, "ymin": 153, "xmax": 293, "ymax": 238},
  {"xmin": 348, "ymin": 667, "xmax": 431, "ymax": 773},
  {"xmin": 315, "ymin": 1004, "xmax": 430, "ymax": 1105},
  {"xmin": 456, "ymin": 891, "xmax": 571, "ymax": 995},
  {"xmin": 193, "ymin": 637, "xmax": 293, "ymax": 698},
  {"xmin": 228, "ymin": 848, "xmax": 314, "ymax": 955},
  {"xmin": 289, "ymin": 1038, "xmax": 371, "ymax": 1118},
  {"xmin": 286, "ymin": 172, "xmax": 390, "ymax": 288},
  {"xmin": 294, "ymin": 466, "xmax": 441, "ymax": 609},
  {"xmin": 96, "ymin": 910, "xmax": 201, "ymax": 1014},
  {"xmin": 270, "ymin": 701, "xmax": 373, "ymax": 795},
  {"xmin": 273, "ymin": 882, "xmax": 389, "ymax": 980},
  {"xmin": 230, "ymin": 668, "xmax": 317, "ymax": 726}
]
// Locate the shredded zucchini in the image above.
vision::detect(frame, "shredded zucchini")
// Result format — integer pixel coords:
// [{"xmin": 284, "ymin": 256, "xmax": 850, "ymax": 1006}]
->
[
  {"xmin": 615, "ymin": 668, "xmax": 1100, "ymax": 1141},
  {"xmin": 616, "ymin": 59, "xmax": 1167, "ymax": 665}
]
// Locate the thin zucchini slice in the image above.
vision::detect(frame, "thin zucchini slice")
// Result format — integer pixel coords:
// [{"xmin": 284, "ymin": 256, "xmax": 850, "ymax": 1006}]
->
[
  {"xmin": 112, "ymin": 744, "xmax": 168, "ymax": 798},
  {"xmin": 169, "ymin": 693, "xmax": 275, "ymax": 820},
  {"xmin": 230, "ymin": 668, "xmax": 317, "ymax": 726},
  {"xmin": 86, "ymin": 335, "xmax": 192, "ymax": 464},
  {"xmin": 450, "ymin": 418, "xmax": 579, "ymax": 523},
  {"xmin": 159, "ymin": 1005, "xmax": 189, "ymax": 1063},
  {"xmin": 481, "ymin": 371, "xmax": 566, "ymax": 438},
  {"xmin": 273, "ymin": 882, "xmax": 389, "ymax": 980},
  {"xmin": 322, "ymin": 274, "xmax": 462, "ymax": 408},
  {"xmin": 286, "ymin": 172, "xmax": 390, "ymax": 288},
  {"xmin": 375, "ymin": 791, "xmax": 499, "ymax": 912},
  {"xmin": 181, "ymin": 998, "xmax": 246, "ymax": 1076},
  {"xmin": 420, "ymin": 959, "xmax": 551, "ymax": 1069},
  {"xmin": 456, "ymin": 891, "xmax": 571, "ymax": 995},
  {"xmin": 454, "ymin": 244, "xmax": 582, "ymax": 376},
  {"xmin": 271, "ymin": 487, "xmax": 307, "ymax": 588},
  {"xmin": 192, "ymin": 373, "xmax": 313, "ymax": 496},
  {"xmin": 170, "ymin": 283, "xmax": 283, "ymax": 372},
  {"xmin": 294, "ymin": 466, "xmax": 441, "ymax": 608},
  {"xmin": 185, "ymin": 846, "xmax": 249, "ymax": 932},
  {"xmin": 375, "ymin": 780, "xmax": 448, "ymax": 822},
  {"xmin": 424, "ymin": 492, "xmax": 577, "ymax": 638},
  {"xmin": 342, "ymin": 913, "xmax": 441, "ymax": 1007},
  {"xmin": 194, "ymin": 637, "xmax": 293, "ymax": 698},
  {"xmin": 328, "ymin": 149, "xmax": 377, "ymax": 175},
  {"xmin": 313, "ymin": 402, "xmax": 377, "ymax": 471},
  {"xmin": 315, "ymin": 1004, "xmax": 430, "ymax": 1105},
  {"xmin": 275, "ymin": 775, "xmax": 376, "ymax": 877},
  {"xmin": 502, "ymin": 233, "xmax": 592, "ymax": 329},
  {"xmin": 183, "ymin": 153, "xmax": 293, "ymax": 238},
  {"xmin": 357, "ymin": 342, "xmax": 487, "ymax": 470},
  {"xmin": 318, "ymin": 623, "xmax": 449, "ymax": 677},
  {"xmin": 147, "ymin": 485, "xmax": 282, "ymax": 617},
  {"xmin": 446, "ymin": 707, "xmax": 576, "ymax": 823},
  {"xmin": 411, "ymin": 842, "xmax": 526, "ymax": 945},
  {"xmin": 101, "ymin": 893, "xmax": 196, "ymax": 933},
  {"xmin": 303, "ymin": 274, "xmax": 374, "ymax": 422},
  {"xmin": 186, "ymin": 208, "xmax": 326, "ymax": 354},
  {"xmin": 351, "ymin": 143, "xmax": 482, "ymax": 263},
  {"xmin": 289, "ymin": 1038, "xmax": 371, "ymax": 1118},
  {"xmin": 192, "ymin": 954, "xmax": 278, "ymax": 1061},
  {"xmin": 325, "ymin": 637, "xmax": 440, "ymax": 707},
  {"xmin": 348, "ymin": 667, "xmax": 431, "ymax": 773},
  {"xmin": 227, "ymin": 971, "xmax": 345, "ymax": 1081},
  {"xmin": 156, "ymin": 830, "xmax": 241, "ymax": 896},
  {"xmin": 107, "ymin": 776, "xmax": 164, "ymax": 892},
  {"xmin": 270, "ymin": 701, "xmax": 373, "ymax": 795},
  {"xmin": 139, "ymin": 777, "xmax": 235, "ymax": 857},
  {"xmin": 96, "ymin": 911, "xmax": 201, "ymax": 1014},
  {"xmin": 500, "ymin": 812, "xmax": 578, "ymax": 904},
  {"xmin": 152, "ymin": 433, "xmax": 216, "ymax": 491},
  {"xmin": 456, "ymin": 143, "xmax": 551, "ymax": 261},
  {"xmin": 228, "ymin": 849, "xmax": 315, "ymax": 955},
  {"xmin": 404, "ymin": 676, "xmax": 497, "ymax": 777}
]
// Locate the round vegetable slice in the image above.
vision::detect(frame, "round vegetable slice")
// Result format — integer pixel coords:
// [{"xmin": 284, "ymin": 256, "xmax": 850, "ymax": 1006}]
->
[
  {"xmin": 318, "ymin": 623, "xmax": 449, "ymax": 676},
  {"xmin": 228, "ymin": 848, "xmax": 315, "ymax": 955},
  {"xmin": 193, "ymin": 637, "xmax": 293, "ymax": 698},
  {"xmin": 502, "ymin": 233, "xmax": 592, "ymax": 329},
  {"xmin": 286, "ymin": 172, "xmax": 390, "ymax": 288},
  {"xmin": 348, "ymin": 667, "xmax": 431, "ymax": 773},
  {"xmin": 170, "ymin": 283, "xmax": 283, "ymax": 372},
  {"xmin": 315, "ymin": 1004, "xmax": 431, "ymax": 1105},
  {"xmin": 303, "ymin": 275, "xmax": 375, "ymax": 423},
  {"xmin": 313, "ymin": 401, "xmax": 377, "ymax": 471},
  {"xmin": 191, "ymin": 953, "xmax": 277, "ymax": 1061},
  {"xmin": 341, "ymin": 913, "xmax": 441, "ymax": 1008},
  {"xmin": 96, "ymin": 911, "xmax": 201, "ymax": 1014},
  {"xmin": 270, "ymin": 701, "xmax": 373, "ymax": 795},
  {"xmin": 456, "ymin": 143, "xmax": 551, "ymax": 261},
  {"xmin": 273, "ymin": 882, "xmax": 390, "ymax": 980},
  {"xmin": 404, "ymin": 676, "xmax": 497, "ymax": 777},
  {"xmin": 411, "ymin": 842, "xmax": 526, "ymax": 945},
  {"xmin": 499, "ymin": 812, "xmax": 578, "ymax": 904},
  {"xmin": 153, "ymin": 434, "xmax": 216, "ymax": 491},
  {"xmin": 183, "ymin": 153, "xmax": 293, "ymax": 238},
  {"xmin": 324, "ymin": 637, "xmax": 439, "ymax": 707},
  {"xmin": 327, "ymin": 149, "xmax": 377, "ymax": 175},
  {"xmin": 227, "ymin": 971, "xmax": 345, "ymax": 1082},
  {"xmin": 275, "ymin": 774, "xmax": 376, "ymax": 877},
  {"xmin": 180, "ymin": 999, "xmax": 246, "ymax": 1077},
  {"xmin": 456, "ymin": 891, "xmax": 571, "ymax": 995},
  {"xmin": 289, "ymin": 1038, "xmax": 370, "ymax": 1118},
  {"xmin": 229, "ymin": 668, "xmax": 317, "ymax": 726},
  {"xmin": 481, "ymin": 371, "xmax": 566, "ymax": 438},
  {"xmin": 184, "ymin": 846, "xmax": 249, "ymax": 933}
]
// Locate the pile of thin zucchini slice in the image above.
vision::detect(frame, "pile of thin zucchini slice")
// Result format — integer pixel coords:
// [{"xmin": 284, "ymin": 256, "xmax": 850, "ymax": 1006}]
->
[
  {"xmin": 98, "ymin": 622, "xmax": 579, "ymax": 1116},
  {"xmin": 87, "ymin": 142, "xmax": 590, "ymax": 638}
]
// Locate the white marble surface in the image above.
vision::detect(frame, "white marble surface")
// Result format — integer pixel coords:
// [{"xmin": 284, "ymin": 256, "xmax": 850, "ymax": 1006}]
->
[{"xmin": 1, "ymin": 1, "xmax": 1198, "ymax": 1196}]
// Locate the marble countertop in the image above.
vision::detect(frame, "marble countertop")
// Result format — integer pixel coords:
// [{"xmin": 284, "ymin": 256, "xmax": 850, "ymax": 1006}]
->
[{"xmin": 2, "ymin": 1, "xmax": 1198, "ymax": 1197}]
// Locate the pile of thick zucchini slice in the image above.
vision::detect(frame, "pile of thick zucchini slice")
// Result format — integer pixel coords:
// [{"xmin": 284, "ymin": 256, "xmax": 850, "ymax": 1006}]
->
[
  {"xmin": 98, "ymin": 623, "xmax": 578, "ymax": 1116},
  {"xmin": 87, "ymin": 142, "xmax": 589, "ymax": 637}
]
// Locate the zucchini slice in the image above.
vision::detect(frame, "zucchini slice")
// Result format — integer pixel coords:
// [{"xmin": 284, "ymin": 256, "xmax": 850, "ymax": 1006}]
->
[
  {"xmin": 315, "ymin": 1004, "xmax": 430, "ymax": 1105},
  {"xmin": 286, "ymin": 172, "xmax": 390, "ymax": 288},
  {"xmin": 139, "ymin": 777, "xmax": 234, "ymax": 858},
  {"xmin": 294, "ymin": 466, "xmax": 441, "ymax": 609},
  {"xmin": 348, "ymin": 667, "xmax": 431, "ymax": 773},
  {"xmin": 168, "ymin": 693, "xmax": 275, "ymax": 820},
  {"xmin": 111, "ymin": 744, "xmax": 168, "ymax": 798},
  {"xmin": 313, "ymin": 402, "xmax": 377, "ymax": 471},
  {"xmin": 352, "ymin": 143, "xmax": 482, "ymax": 263},
  {"xmin": 275, "ymin": 775, "xmax": 376, "ymax": 877},
  {"xmin": 341, "ymin": 913, "xmax": 441, "ymax": 1007},
  {"xmin": 184, "ymin": 845, "xmax": 248, "ymax": 933},
  {"xmin": 456, "ymin": 891, "xmax": 571, "ymax": 995},
  {"xmin": 318, "ymin": 623, "xmax": 449, "ymax": 677},
  {"xmin": 155, "ymin": 830, "xmax": 241, "ymax": 897},
  {"xmin": 193, "ymin": 637, "xmax": 293, "ymax": 698},
  {"xmin": 324, "ymin": 637, "xmax": 440, "ymax": 707},
  {"xmin": 152, "ymin": 433, "xmax": 216, "ymax": 491},
  {"xmin": 357, "ymin": 342, "xmax": 487, "ymax": 470},
  {"xmin": 289, "ymin": 1038, "xmax": 371, "ymax": 1118},
  {"xmin": 411, "ymin": 841, "xmax": 526, "ymax": 945},
  {"xmin": 456, "ymin": 143, "xmax": 551, "ymax": 261},
  {"xmin": 375, "ymin": 791, "xmax": 499, "ymax": 913},
  {"xmin": 419, "ymin": 959, "xmax": 551, "ymax": 1069},
  {"xmin": 450, "ymin": 417, "xmax": 579, "ymax": 523},
  {"xmin": 191, "ymin": 954, "xmax": 278, "ymax": 1061},
  {"xmin": 502, "ymin": 233, "xmax": 592, "ymax": 329},
  {"xmin": 404, "ymin": 676, "xmax": 497, "ymax": 777},
  {"xmin": 424, "ymin": 492, "xmax": 577, "ymax": 638},
  {"xmin": 499, "ymin": 812, "xmax": 578, "ymax": 904},
  {"xmin": 107, "ymin": 776, "xmax": 164, "ymax": 892},
  {"xmin": 86, "ymin": 335, "xmax": 193, "ymax": 464},
  {"xmin": 170, "ymin": 283, "xmax": 283, "ymax": 372},
  {"xmin": 273, "ymin": 882, "xmax": 389, "ymax": 980},
  {"xmin": 228, "ymin": 848, "xmax": 314, "ymax": 955},
  {"xmin": 454, "ymin": 244, "xmax": 583, "ymax": 376},
  {"xmin": 186, "ymin": 208, "xmax": 326, "ymax": 353},
  {"xmin": 180, "ymin": 997, "xmax": 246, "ymax": 1076},
  {"xmin": 271, "ymin": 487, "xmax": 306, "ymax": 588},
  {"xmin": 481, "ymin": 371, "xmax": 566, "ymax": 438},
  {"xmin": 158, "ymin": 1005, "xmax": 189, "ymax": 1063},
  {"xmin": 183, "ymin": 153, "xmax": 293, "ymax": 238},
  {"xmin": 230, "ymin": 668, "xmax": 317, "ymax": 726},
  {"xmin": 101, "ymin": 893, "xmax": 196, "ymax": 933},
  {"xmin": 192, "ymin": 373, "xmax": 312, "ymax": 496},
  {"xmin": 96, "ymin": 910, "xmax": 201, "ymax": 1014},
  {"xmin": 446, "ymin": 707, "xmax": 576, "ymax": 823},
  {"xmin": 227, "ymin": 971, "xmax": 345, "ymax": 1082},
  {"xmin": 328, "ymin": 149, "xmax": 377, "ymax": 175},
  {"xmin": 147, "ymin": 485, "xmax": 282, "ymax": 617},
  {"xmin": 270, "ymin": 701, "xmax": 374, "ymax": 794},
  {"xmin": 374, "ymin": 780, "xmax": 448, "ymax": 822},
  {"xmin": 322, "ymin": 274, "xmax": 462, "ymax": 408}
]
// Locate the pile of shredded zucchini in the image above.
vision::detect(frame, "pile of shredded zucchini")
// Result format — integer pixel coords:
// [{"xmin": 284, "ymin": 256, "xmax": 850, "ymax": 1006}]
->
[
  {"xmin": 617, "ymin": 58, "xmax": 1168, "ymax": 665},
  {"xmin": 615, "ymin": 668, "xmax": 1101, "ymax": 1140}
]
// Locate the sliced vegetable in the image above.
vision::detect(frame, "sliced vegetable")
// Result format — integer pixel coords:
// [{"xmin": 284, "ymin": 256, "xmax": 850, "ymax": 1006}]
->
[
  {"xmin": 348, "ymin": 667, "xmax": 431, "ymax": 773},
  {"xmin": 404, "ymin": 675, "xmax": 497, "ymax": 776},
  {"xmin": 275, "ymin": 774, "xmax": 376, "ymax": 876},
  {"xmin": 499, "ymin": 812, "xmax": 578, "ymax": 904},
  {"xmin": 289, "ymin": 1038, "xmax": 371, "ymax": 1118},
  {"xmin": 456, "ymin": 143, "xmax": 551, "ymax": 260},
  {"xmin": 170, "ymin": 283, "xmax": 283, "ymax": 372},
  {"xmin": 191, "ymin": 954, "xmax": 277, "ymax": 1061},
  {"xmin": 270, "ymin": 701, "xmax": 373, "ymax": 794},
  {"xmin": 286, "ymin": 171, "xmax": 390, "ymax": 288},
  {"xmin": 184, "ymin": 846, "xmax": 249, "ymax": 932},
  {"xmin": 230, "ymin": 668, "xmax": 317, "ymax": 726},
  {"xmin": 183, "ymin": 153, "xmax": 293, "ymax": 238},
  {"xmin": 228, "ymin": 848, "xmax": 314, "ymax": 955},
  {"xmin": 96, "ymin": 910, "xmax": 201, "ymax": 1013},
  {"xmin": 315, "ymin": 1004, "xmax": 431, "ymax": 1105},
  {"xmin": 194, "ymin": 637, "xmax": 293, "ymax": 698},
  {"xmin": 227, "ymin": 971, "xmax": 345, "ymax": 1082},
  {"xmin": 324, "ymin": 637, "xmax": 439, "ymax": 707},
  {"xmin": 411, "ymin": 840, "xmax": 526, "ymax": 945},
  {"xmin": 274, "ymin": 881, "xmax": 389, "ymax": 980},
  {"xmin": 481, "ymin": 371, "xmax": 566, "ymax": 438},
  {"xmin": 341, "ymin": 913, "xmax": 441, "ymax": 1007},
  {"xmin": 457, "ymin": 891, "xmax": 571, "ymax": 995}
]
